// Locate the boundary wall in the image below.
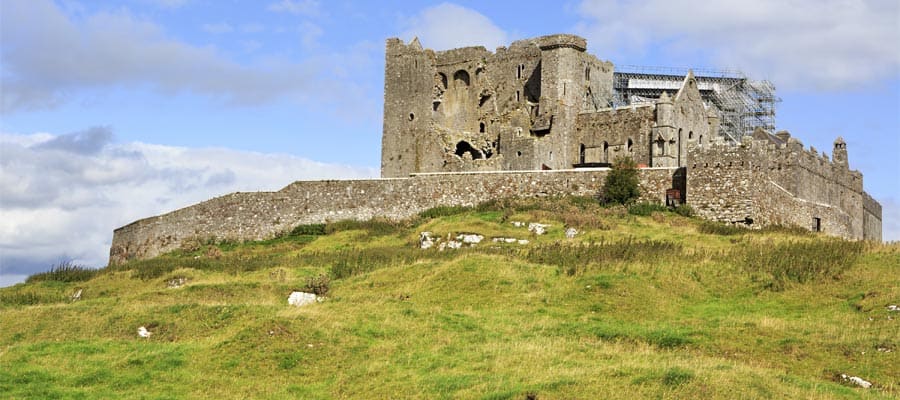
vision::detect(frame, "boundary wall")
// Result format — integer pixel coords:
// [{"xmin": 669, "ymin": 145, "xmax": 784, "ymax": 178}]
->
[
  {"xmin": 110, "ymin": 168, "xmax": 679, "ymax": 264},
  {"xmin": 687, "ymin": 138, "xmax": 881, "ymax": 240}
]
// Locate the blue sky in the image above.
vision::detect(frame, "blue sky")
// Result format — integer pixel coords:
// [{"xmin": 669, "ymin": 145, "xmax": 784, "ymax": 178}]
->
[{"xmin": 1, "ymin": 0, "xmax": 898, "ymax": 286}]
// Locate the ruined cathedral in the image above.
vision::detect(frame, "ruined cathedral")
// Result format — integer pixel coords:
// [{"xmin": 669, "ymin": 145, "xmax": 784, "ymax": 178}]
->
[
  {"xmin": 109, "ymin": 34, "xmax": 882, "ymax": 264},
  {"xmin": 382, "ymin": 34, "xmax": 708, "ymax": 175}
]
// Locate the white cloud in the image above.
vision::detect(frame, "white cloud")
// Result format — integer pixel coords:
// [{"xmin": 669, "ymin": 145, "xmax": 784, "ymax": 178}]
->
[
  {"xmin": 0, "ymin": 129, "xmax": 377, "ymax": 284},
  {"xmin": 575, "ymin": 0, "xmax": 900, "ymax": 90},
  {"xmin": 267, "ymin": 0, "xmax": 321, "ymax": 17},
  {"xmin": 401, "ymin": 3, "xmax": 508, "ymax": 51},
  {"xmin": 0, "ymin": 0, "xmax": 330, "ymax": 112}
]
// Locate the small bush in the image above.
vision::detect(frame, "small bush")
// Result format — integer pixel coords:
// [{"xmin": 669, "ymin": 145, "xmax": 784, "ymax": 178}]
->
[
  {"xmin": 418, "ymin": 205, "xmax": 471, "ymax": 219},
  {"xmin": 26, "ymin": 261, "xmax": 99, "ymax": 283},
  {"xmin": 697, "ymin": 221, "xmax": 745, "ymax": 236},
  {"xmin": 673, "ymin": 204, "xmax": 694, "ymax": 217},
  {"xmin": 304, "ymin": 274, "xmax": 331, "ymax": 297},
  {"xmin": 627, "ymin": 202, "xmax": 668, "ymax": 216},
  {"xmin": 290, "ymin": 223, "xmax": 326, "ymax": 236},
  {"xmin": 602, "ymin": 156, "xmax": 640, "ymax": 205},
  {"xmin": 325, "ymin": 218, "xmax": 406, "ymax": 236}
]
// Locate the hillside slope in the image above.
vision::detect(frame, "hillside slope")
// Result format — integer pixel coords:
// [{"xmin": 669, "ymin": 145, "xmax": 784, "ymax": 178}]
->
[{"xmin": 2, "ymin": 198, "xmax": 898, "ymax": 399}]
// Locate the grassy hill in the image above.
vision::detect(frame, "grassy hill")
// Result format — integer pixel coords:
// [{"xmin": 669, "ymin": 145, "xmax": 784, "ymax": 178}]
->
[{"xmin": 2, "ymin": 197, "xmax": 898, "ymax": 399}]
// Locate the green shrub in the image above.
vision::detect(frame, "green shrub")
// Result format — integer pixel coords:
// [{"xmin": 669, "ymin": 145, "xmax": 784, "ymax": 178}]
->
[
  {"xmin": 303, "ymin": 274, "xmax": 331, "ymax": 297},
  {"xmin": 673, "ymin": 204, "xmax": 694, "ymax": 217},
  {"xmin": 627, "ymin": 202, "xmax": 668, "ymax": 216},
  {"xmin": 325, "ymin": 218, "xmax": 406, "ymax": 236},
  {"xmin": 290, "ymin": 223, "xmax": 326, "ymax": 236},
  {"xmin": 26, "ymin": 261, "xmax": 99, "ymax": 283},
  {"xmin": 602, "ymin": 156, "xmax": 640, "ymax": 205},
  {"xmin": 418, "ymin": 205, "xmax": 471, "ymax": 219},
  {"xmin": 697, "ymin": 221, "xmax": 745, "ymax": 235}
]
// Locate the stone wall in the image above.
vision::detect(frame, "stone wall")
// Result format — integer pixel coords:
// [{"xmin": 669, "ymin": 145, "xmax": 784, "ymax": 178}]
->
[
  {"xmin": 686, "ymin": 137, "xmax": 880, "ymax": 240},
  {"xmin": 110, "ymin": 168, "xmax": 680, "ymax": 264},
  {"xmin": 863, "ymin": 192, "xmax": 883, "ymax": 241},
  {"xmin": 575, "ymin": 105, "xmax": 655, "ymax": 165},
  {"xmin": 381, "ymin": 35, "xmax": 615, "ymax": 177}
]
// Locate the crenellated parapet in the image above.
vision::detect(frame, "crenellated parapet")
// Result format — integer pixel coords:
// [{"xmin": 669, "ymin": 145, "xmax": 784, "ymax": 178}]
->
[{"xmin": 687, "ymin": 131, "xmax": 879, "ymax": 239}]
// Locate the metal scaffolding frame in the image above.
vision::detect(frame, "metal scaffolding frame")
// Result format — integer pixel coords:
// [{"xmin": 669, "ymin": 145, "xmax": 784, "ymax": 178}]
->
[{"xmin": 612, "ymin": 65, "xmax": 780, "ymax": 142}]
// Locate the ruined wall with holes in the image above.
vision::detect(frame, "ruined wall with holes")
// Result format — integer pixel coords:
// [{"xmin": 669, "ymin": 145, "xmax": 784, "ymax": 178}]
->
[
  {"xmin": 686, "ymin": 134, "xmax": 880, "ymax": 240},
  {"xmin": 381, "ymin": 35, "xmax": 615, "ymax": 177},
  {"xmin": 110, "ymin": 34, "xmax": 883, "ymax": 266},
  {"xmin": 110, "ymin": 168, "xmax": 679, "ymax": 264},
  {"xmin": 575, "ymin": 105, "xmax": 655, "ymax": 165}
]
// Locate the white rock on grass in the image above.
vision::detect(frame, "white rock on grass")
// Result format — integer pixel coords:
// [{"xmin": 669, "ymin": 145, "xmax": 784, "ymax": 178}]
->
[
  {"xmin": 137, "ymin": 326, "xmax": 152, "ymax": 338},
  {"xmin": 288, "ymin": 291, "xmax": 323, "ymax": 307},
  {"xmin": 457, "ymin": 234, "xmax": 483, "ymax": 244},
  {"xmin": 490, "ymin": 237, "xmax": 529, "ymax": 245},
  {"xmin": 887, "ymin": 305, "xmax": 899, "ymax": 312},
  {"xmin": 167, "ymin": 277, "xmax": 187, "ymax": 288},
  {"xmin": 565, "ymin": 227, "xmax": 578, "ymax": 239},
  {"xmin": 840, "ymin": 374, "xmax": 872, "ymax": 389},
  {"xmin": 419, "ymin": 232, "xmax": 435, "ymax": 249},
  {"xmin": 528, "ymin": 223, "xmax": 549, "ymax": 235},
  {"xmin": 511, "ymin": 221, "xmax": 525, "ymax": 227}
]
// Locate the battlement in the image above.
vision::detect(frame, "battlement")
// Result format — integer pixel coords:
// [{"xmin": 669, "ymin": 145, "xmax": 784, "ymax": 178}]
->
[
  {"xmin": 687, "ymin": 133, "xmax": 878, "ymax": 239},
  {"xmin": 109, "ymin": 34, "xmax": 883, "ymax": 265}
]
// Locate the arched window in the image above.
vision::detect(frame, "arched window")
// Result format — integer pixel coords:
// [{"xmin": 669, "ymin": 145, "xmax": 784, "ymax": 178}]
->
[
  {"xmin": 479, "ymin": 122, "xmax": 486, "ymax": 133},
  {"xmin": 453, "ymin": 70, "xmax": 470, "ymax": 87},
  {"xmin": 579, "ymin": 144, "xmax": 586, "ymax": 164},
  {"xmin": 602, "ymin": 141, "xmax": 609, "ymax": 163},
  {"xmin": 437, "ymin": 72, "xmax": 448, "ymax": 89},
  {"xmin": 627, "ymin": 138, "xmax": 633, "ymax": 153}
]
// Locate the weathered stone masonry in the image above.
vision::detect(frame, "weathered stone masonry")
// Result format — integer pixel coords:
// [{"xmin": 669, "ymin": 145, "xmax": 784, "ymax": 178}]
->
[
  {"xmin": 109, "ymin": 33, "xmax": 882, "ymax": 265},
  {"xmin": 110, "ymin": 168, "xmax": 678, "ymax": 264},
  {"xmin": 687, "ymin": 134, "xmax": 881, "ymax": 240}
]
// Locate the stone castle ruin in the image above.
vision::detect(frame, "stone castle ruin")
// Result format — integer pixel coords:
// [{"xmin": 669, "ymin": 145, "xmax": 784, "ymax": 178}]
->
[{"xmin": 109, "ymin": 34, "xmax": 882, "ymax": 264}]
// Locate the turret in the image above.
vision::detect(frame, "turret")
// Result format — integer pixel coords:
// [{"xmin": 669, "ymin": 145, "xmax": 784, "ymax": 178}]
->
[{"xmin": 833, "ymin": 136, "xmax": 848, "ymax": 169}]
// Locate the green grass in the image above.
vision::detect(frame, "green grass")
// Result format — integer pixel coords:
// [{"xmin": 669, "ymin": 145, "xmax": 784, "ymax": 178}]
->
[{"xmin": 2, "ymin": 197, "xmax": 897, "ymax": 399}]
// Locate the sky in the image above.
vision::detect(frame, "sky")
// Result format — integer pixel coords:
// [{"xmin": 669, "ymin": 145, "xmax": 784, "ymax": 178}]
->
[{"xmin": 1, "ymin": 0, "xmax": 899, "ymax": 286}]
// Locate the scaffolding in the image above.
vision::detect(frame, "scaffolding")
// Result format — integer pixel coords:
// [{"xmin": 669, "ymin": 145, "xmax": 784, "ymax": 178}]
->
[{"xmin": 612, "ymin": 65, "xmax": 780, "ymax": 142}]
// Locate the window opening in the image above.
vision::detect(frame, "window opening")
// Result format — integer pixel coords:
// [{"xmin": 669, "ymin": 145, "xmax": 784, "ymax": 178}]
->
[{"xmin": 453, "ymin": 70, "xmax": 470, "ymax": 87}]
